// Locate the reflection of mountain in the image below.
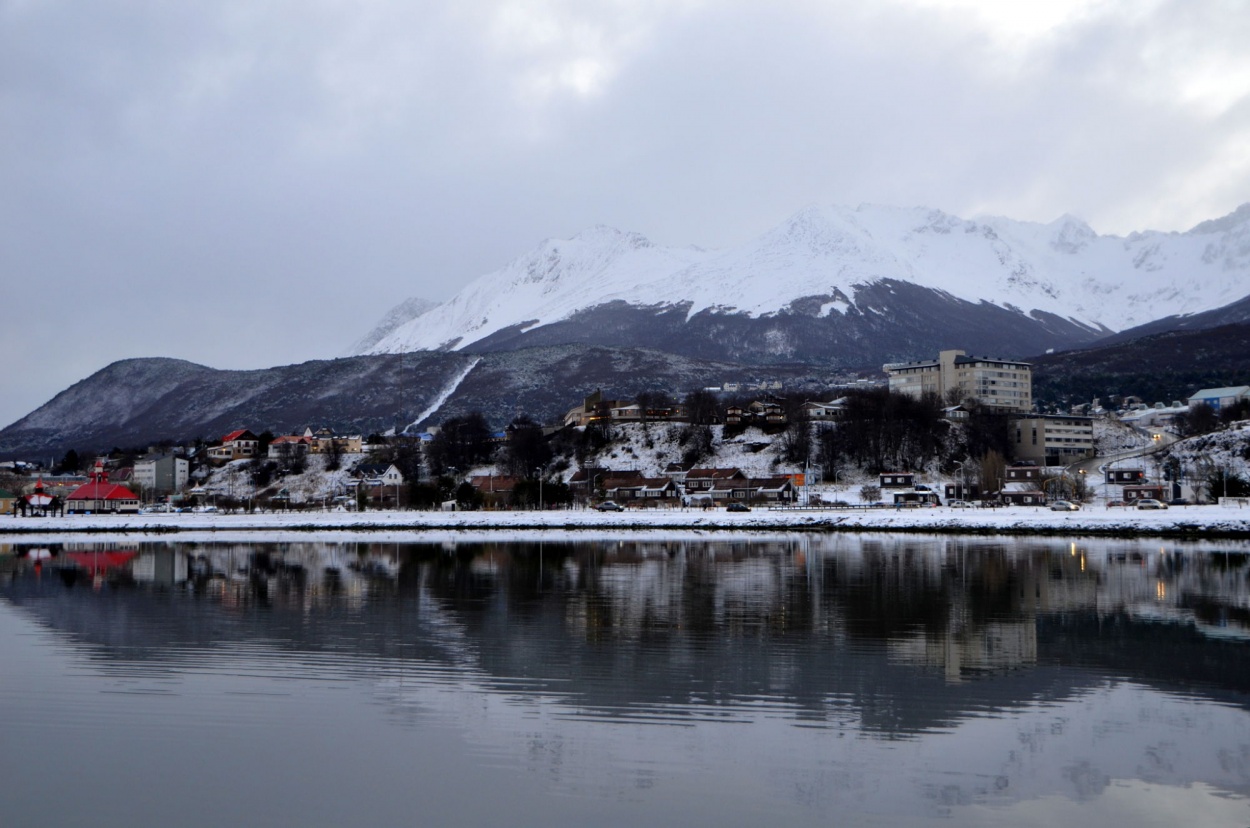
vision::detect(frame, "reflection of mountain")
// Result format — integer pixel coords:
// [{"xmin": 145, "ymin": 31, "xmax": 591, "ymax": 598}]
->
[{"xmin": 3, "ymin": 537, "xmax": 1249, "ymax": 737}]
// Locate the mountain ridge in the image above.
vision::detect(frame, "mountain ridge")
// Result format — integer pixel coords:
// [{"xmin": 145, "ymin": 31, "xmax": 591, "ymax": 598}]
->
[
  {"xmin": 355, "ymin": 203, "xmax": 1250, "ymax": 359},
  {"xmin": 0, "ymin": 347, "xmax": 830, "ymax": 457}
]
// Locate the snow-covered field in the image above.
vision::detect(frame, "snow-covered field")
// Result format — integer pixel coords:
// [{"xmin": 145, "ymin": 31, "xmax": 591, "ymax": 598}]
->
[{"xmin": 4, "ymin": 501, "xmax": 1249, "ymax": 540}]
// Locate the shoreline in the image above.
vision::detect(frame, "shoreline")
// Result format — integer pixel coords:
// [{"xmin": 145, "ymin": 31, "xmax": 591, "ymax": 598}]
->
[{"xmin": 4, "ymin": 504, "xmax": 1250, "ymax": 540}]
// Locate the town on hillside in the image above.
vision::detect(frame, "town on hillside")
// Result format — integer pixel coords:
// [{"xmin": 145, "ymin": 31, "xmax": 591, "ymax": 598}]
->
[{"xmin": 4, "ymin": 350, "xmax": 1249, "ymax": 517}]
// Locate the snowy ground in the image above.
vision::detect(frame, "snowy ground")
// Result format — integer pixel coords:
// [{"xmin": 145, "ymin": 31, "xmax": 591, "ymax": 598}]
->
[
  {"xmin": 1094, "ymin": 415, "xmax": 1155, "ymax": 454},
  {"xmin": 4, "ymin": 501, "xmax": 1249, "ymax": 540}
]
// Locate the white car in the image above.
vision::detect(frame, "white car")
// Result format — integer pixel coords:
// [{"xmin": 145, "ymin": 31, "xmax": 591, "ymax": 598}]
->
[
  {"xmin": 948, "ymin": 500, "xmax": 974, "ymax": 508},
  {"xmin": 1049, "ymin": 500, "xmax": 1080, "ymax": 511},
  {"xmin": 1135, "ymin": 498, "xmax": 1168, "ymax": 510}
]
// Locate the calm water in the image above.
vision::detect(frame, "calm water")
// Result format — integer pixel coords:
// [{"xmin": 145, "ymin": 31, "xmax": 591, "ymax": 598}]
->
[{"xmin": 2, "ymin": 534, "xmax": 1250, "ymax": 827}]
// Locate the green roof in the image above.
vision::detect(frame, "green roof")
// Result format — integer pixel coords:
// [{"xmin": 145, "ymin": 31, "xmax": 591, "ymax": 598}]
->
[{"xmin": 0, "ymin": 489, "xmax": 15, "ymax": 499}]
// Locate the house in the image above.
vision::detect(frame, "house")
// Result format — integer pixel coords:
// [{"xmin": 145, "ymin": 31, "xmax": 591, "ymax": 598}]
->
[
  {"xmin": 892, "ymin": 489, "xmax": 941, "ymax": 506},
  {"xmin": 749, "ymin": 477, "xmax": 798, "ymax": 503},
  {"xmin": 696, "ymin": 476, "xmax": 798, "ymax": 504},
  {"xmin": 66, "ymin": 461, "xmax": 140, "ymax": 514},
  {"xmin": 1011, "ymin": 415, "xmax": 1095, "ymax": 465},
  {"xmin": 0, "ymin": 488, "xmax": 15, "ymax": 515},
  {"xmin": 267, "ymin": 435, "xmax": 313, "ymax": 459},
  {"xmin": 998, "ymin": 482, "xmax": 1045, "ymax": 506},
  {"xmin": 1106, "ymin": 468, "xmax": 1145, "ymax": 485},
  {"xmin": 1188, "ymin": 386, "xmax": 1250, "ymax": 412},
  {"xmin": 207, "ymin": 429, "xmax": 260, "ymax": 462},
  {"xmin": 467, "ymin": 475, "xmax": 522, "ymax": 495},
  {"xmin": 133, "ymin": 453, "xmax": 189, "ymax": 495},
  {"xmin": 354, "ymin": 463, "xmax": 404, "ymax": 487},
  {"xmin": 803, "ymin": 399, "xmax": 847, "ymax": 421},
  {"xmin": 1123, "ymin": 484, "xmax": 1165, "ymax": 503},
  {"xmin": 725, "ymin": 398, "xmax": 787, "ymax": 427},
  {"xmin": 1004, "ymin": 465, "xmax": 1041, "ymax": 483},
  {"xmin": 306, "ymin": 428, "xmax": 363, "ymax": 455},
  {"xmin": 569, "ymin": 467, "xmax": 643, "ymax": 498},
  {"xmin": 749, "ymin": 399, "xmax": 787, "ymax": 425},
  {"xmin": 879, "ymin": 473, "xmax": 915, "ymax": 489},
  {"xmin": 1119, "ymin": 402, "xmax": 1189, "ymax": 430},
  {"xmin": 943, "ymin": 482, "xmax": 982, "ymax": 501},
  {"xmin": 684, "ymin": 468, "xmax": 748, "ymax": 492},
  {"xmin": 603, "ymin": 477, "xmax": 679, "ymax": 505},
  {"xmin": 884, "ymin": 349, "xmax": 1033, "ymax": 412}
]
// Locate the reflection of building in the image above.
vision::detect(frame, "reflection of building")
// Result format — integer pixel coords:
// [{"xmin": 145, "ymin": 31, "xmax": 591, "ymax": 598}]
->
[
  {"xmin": 890, "ymin": 621, "xmax": 1038, "ymax": 681},
  {"xmin": 884, "ymin": 349, "xmax": 1032, "ymax": 412},
  {"xmin": 132, "ymin": 550, "xmax": 188, "ymax": 586}
]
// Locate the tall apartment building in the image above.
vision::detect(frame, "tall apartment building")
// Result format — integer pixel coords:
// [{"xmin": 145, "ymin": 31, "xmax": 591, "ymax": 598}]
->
[{"xmin": 883, "ymin": 349, "xmax": 1033, "ymax": 412}]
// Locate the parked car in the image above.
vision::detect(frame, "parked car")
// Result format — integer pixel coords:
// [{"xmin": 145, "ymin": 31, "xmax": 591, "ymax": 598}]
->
[
  {"xmin": 595, "ymin": 500, "xmax": 624, "ymax": 512},
  {"xmin": 1135, "ymin": 498, "xmax": 1168, "ymax": 510},
  {"xmin": 1168, "ymin": 498, "xmax": 1191, "ymax": 506},
  {"xmin": 726, "ymin": 502, "xmax": 751, "ymax": 512},
  {"xmin": 948, "ymin": 500, "xmax": 974, "ymax": 509},
  {"xmin": 1049, "ymin": 500, "xmax": 1080, "ymax": 511}
]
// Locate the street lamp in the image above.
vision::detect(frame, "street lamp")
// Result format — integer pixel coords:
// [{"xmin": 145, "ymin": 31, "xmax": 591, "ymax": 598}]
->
[
  {"xmin": 534, "ymin": 467, "xmax": 544, "ymax": 511},
  {"xmin": 953, "ymin": 459, "xmax": 968, "ymax": 502}
]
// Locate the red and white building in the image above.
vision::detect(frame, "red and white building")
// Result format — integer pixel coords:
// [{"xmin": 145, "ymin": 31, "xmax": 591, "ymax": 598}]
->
[
  {"xmin": 66, "ymin": 461, "xmax": 140, "ymax": 514},
  {"xmin": 208, "ymin": 429, "xmax": 261, "ymax": 462}
]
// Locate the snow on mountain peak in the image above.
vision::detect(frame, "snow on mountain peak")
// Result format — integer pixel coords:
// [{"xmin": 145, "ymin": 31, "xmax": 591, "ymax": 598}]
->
[
  {"xmin": 356, "ymin": 204, "xmax": 1250, "ymax": 355},
  {"xmin": 1188, "ymin": 203, "xmax": 1250, "ymax": 235},
  {"xmin": 1048, "ymin": 214, "xmax": 1097, "ymax": 254}
]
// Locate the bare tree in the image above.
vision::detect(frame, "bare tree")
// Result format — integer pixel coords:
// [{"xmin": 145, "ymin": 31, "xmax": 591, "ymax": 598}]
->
[
  {"xmin": 979, "ymin": 450, "xmax": 1007, "ymax": 499},
  {"xmin": 325, "ymin": 437, "xmax": 343, "ymax": 472}
]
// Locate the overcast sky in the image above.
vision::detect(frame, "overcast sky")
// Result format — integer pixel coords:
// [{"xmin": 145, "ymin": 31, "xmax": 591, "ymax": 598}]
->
[{"xmin": 3, "ymin": 0, "xmax": 1248, "ymax": 432}]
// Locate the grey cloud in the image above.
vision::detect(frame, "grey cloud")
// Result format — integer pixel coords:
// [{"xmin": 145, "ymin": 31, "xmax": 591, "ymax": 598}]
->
[{"xmin": 2, "ymin": 0, "xmax": 1247, "ymax": 432}]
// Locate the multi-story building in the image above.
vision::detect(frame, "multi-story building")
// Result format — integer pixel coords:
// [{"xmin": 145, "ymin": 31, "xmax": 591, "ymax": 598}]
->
[
  {"xmin": 1011, "ymin": 415, "xmax": 1095, "ymax": 465},
  {"xmin": 883, "ymin": 349, "xmax": 1032, "ymax": 412},
  {"xmin": 133, "ymin": 453, "xmax": 189, "ymax": 496}
]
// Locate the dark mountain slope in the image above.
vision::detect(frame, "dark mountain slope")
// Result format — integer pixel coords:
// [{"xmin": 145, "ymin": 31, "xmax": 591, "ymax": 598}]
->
[
  {"xmin": 0, "ymin": 353, "xmax": 473, "ymax": 458},
  {"xmin": 1030, "ymin": 323, "xmax": 1250, "ymax": 407},
  {"xmin": 465, "ymin": 280, "xmax": 1105, "ymax": 366},
  {"xmin": 1095, "ymin": 294, "xmax": 1250, "ymax": 345},
  {"xmin": 0, "ymin": 347, "xmax": 830, "ymax": 458}
]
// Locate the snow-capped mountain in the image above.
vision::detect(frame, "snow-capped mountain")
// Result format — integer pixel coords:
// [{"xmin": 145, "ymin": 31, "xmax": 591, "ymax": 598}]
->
[
  {"xmin": 356, "ymin": 204, "xmax": 1250, "ymax": 361},
  {"xmin": 346, "ymin": 296, "xmax": 440, "ymax": 355}
]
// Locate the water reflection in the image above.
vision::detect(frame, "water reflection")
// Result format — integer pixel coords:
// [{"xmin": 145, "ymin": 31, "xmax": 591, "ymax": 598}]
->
[{"xmin": 2, "ymin": 535, "xmax": 1249, "ymax": 826}]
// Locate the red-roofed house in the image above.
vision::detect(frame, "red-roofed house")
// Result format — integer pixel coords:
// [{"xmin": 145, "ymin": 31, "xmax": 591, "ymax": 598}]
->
[
  {"xmin": 66, "ymin": 461, "xmax": 140, "ymax": 514},
  {"xmin": 208, "ymin": 429, "xmax": 260, "ymax": 462}
]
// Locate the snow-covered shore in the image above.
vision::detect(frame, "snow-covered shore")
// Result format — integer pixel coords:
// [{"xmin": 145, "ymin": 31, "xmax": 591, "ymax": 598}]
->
[{"xmin": 4, "ymin": 503, "xmax": 1250, "ymax": 540}]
